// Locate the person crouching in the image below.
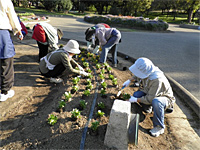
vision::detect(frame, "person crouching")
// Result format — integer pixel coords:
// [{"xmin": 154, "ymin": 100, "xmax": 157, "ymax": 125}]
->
[{"xmin": 39, "ymin": 40, "xmax": 89, "ymax": 83}]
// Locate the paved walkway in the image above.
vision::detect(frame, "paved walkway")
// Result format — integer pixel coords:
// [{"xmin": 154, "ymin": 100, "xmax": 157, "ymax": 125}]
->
[{"xmin": 41, "ymin": 16, "xmax": 199, "ymax": 100}]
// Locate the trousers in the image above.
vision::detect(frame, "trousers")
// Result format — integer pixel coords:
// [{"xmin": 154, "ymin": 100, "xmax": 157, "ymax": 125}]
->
[
  {"xmin": 0, "ymin": 57, "xmax": 14, "ymax": 94},
  {"xmin": 133, "ymin": 90, "xmax": 168, "ymax": 128}
]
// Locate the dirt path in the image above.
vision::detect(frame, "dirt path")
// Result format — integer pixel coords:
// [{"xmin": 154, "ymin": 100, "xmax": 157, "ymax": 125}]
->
[{"xmin": 0, "ymin": 35, "xmax": 199, "ymax": 150}]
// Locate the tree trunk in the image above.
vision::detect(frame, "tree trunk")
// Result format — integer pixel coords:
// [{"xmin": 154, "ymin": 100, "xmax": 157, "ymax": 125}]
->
[{"xmin": 188, "ymin": 9, "xmax": 193, "ymax": 23}]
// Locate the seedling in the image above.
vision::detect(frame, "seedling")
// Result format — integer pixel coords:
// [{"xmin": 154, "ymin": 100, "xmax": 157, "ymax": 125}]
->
[
  {"xmin": 72, "ymin": 77, "xmax": 80, "ymax": 85},
  {"xmin": 91, "ymin": 121, "xmax": 100, "ymax": 131},
  {"xmin": 97, "ymin": 110, "xmax": 105, "ymax": 117},
  {"xmin": 97, "ymin": 102, "xmax": 105, "ymax": 109},
  {"xmin": 107, "ymin": 67, "xmax": 112, "ymax": 73},
  {"xmin": 86, "ymin": 68, "xmax": 92, "ymax": 73},
  {"xmin": 81, "ymin": 57, "xmax": 86, "ymax": 62},
  {"xmin": 83, "ymin": 89, "xmax": 91, "ymax": 96},
  {"xmin": 99, "ymin": 73, "xmax": 104, "ymax": 80},
  {"xmin": 101, "ymin": 68, "xmax": 105, "ymax": 74},
  {"xmin": 64, "ymin": 91, "xmax": 72, "ymax": 102},
  {"xmin": 87, "ymin": 74, "xmax": 93, "ymax": 79},
  {"xmin": 96, "ymin": 63, "xmax": 101, "ymax": 70},
  {"xmin": 100, "ymin": 88, "xmax": 106, "ymax": 96},
  {"xmin": 83, "ymin": 62, "xmax": 89, "ymax": 68},
  {"xmin": 109, "ymin": 74, "xmax": 114, "ymax": 80},
  {"xmin": 112, "ymin": 78, "xmax": 118, "ymax": 85},
  {"xmin": 122, "ymin": 93, "xmax": 131, "ymax": 100},
  {"xmin": 103, "ymin": 62, "xmax": 109, "ymax": 69},
  {"xmin": 101, "ymin": 82, "xmax": 107, "ymax": 89},
  {"xmin": 71, "ymin": 108, "xmax": 81, "ymax": 119},
  {"xmin": 71, "ymin": 85, "xmax": 79, "ymax": 94},
  {"xmin": 79, "ymin": 100, "xmax": 88, "ymax": 109},
  {"xmin": 58, "ymin": 100, "xmax": 66, "ymax": 109},
  {"xmin": 86, "ymin": 79, "xmax": 92, "ymax": 85},
  {"xmin": 47, "ymin": 114, "xmax": 58, "ymax": 125},
  {"xmin": 75, "ymin": 67, "xmax": 79, "ymax": 70},
  {"xmin": 86, "ymin": 84, "xmax": 93, "ymax": 90}
]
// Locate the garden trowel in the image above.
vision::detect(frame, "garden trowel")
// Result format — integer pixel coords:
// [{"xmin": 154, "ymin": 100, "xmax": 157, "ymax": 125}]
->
[{"xmin": 117, "ymin": 85, "xmax": 126, "ymax": 97}]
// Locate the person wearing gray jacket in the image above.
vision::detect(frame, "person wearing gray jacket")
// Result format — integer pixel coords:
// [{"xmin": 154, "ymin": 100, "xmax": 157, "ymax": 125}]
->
[
  {"xmin": 122, "ymin": 57, "xmax": 175, "ymax": 137},
  {"xmin": 39, "ymin": 40, "xmax": 89, "ymax": 83}
]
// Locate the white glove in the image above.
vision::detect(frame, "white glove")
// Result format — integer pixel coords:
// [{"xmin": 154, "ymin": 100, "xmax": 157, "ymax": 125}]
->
[
  {"xmin": 77, "ymin": 65, "xmax": 84, "ymax": 71},
  {"xmin": 123, "ymin": 79, "xmax": 131, "ymax": 87},
  {"xmin": 80, "ymin": 71, "xmax": 89, "ymax": 76},
  {"xmin": 93, "ymin": 45, "xmax": 100, "ymax": 54},
  {"xmin": 129, "ymin": 96, "xmax": 137, "ymax": 103}
]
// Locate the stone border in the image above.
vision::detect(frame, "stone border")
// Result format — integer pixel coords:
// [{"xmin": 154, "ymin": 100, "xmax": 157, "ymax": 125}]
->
[{"xmin": 179, "ymin": 24, "xmax": 200, "ymax": 30}]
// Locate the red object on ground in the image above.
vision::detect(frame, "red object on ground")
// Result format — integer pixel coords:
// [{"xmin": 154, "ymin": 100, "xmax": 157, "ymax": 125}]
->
[{"xmin": 32, "ymin": 24, "xmax": 47, "ymax": 43}]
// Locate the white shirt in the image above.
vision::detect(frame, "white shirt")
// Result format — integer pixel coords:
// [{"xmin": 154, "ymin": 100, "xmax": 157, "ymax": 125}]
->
[{"xmin": 0, "ymin": 0, "xmax": 21, "ymax": 35}]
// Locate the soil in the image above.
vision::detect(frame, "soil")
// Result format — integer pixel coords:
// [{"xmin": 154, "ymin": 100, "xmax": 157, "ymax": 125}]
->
[{"xmin": 0, "ymin": 34, "xmax": 199, "ymax": 150}]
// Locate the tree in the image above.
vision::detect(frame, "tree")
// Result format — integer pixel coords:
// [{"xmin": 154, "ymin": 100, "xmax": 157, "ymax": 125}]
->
[
  {"xmin": 183, "ymin": 0, "xmax": 200, "ymax": 23},
  {"xmin": 43, "ymin": 0, "xmax": 58, "ymax": 11},
  {"xmin": 57, "ymin": 0, "xmax": 73, "ymax": 13}
]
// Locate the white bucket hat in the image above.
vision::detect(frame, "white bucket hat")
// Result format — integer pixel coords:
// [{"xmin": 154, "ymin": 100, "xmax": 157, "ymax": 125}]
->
[
  {"xmin": 129, "ymin": 57, "xmax": 155, "ymax": 79},
  {"xmin": 63, "ymin": 40, "xmax": 80, "ymax": 54}
]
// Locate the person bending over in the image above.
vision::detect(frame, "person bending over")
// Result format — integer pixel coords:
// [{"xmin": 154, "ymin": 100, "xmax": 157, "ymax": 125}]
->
[{"xmin": 39, "ymin": 40, "xmax": 89, "ymax": 83}]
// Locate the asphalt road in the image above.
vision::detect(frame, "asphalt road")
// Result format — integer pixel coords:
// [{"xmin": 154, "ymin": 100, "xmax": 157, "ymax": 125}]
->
[{"xmin": 47, "ymin": 16, "xmax": 200, "ymax": 100}]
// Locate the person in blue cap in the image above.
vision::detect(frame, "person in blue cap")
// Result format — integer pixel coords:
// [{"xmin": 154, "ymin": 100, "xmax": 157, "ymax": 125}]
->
[{"xmin": 122, "ymin": 57, "xmax": 175, "ymax": 137}]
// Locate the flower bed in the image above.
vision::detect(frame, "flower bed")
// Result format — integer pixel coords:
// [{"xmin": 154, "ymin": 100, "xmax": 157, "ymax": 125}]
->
[{"xmin": 84, "ymin": 15, "xmax": 169, "ymax": 31}]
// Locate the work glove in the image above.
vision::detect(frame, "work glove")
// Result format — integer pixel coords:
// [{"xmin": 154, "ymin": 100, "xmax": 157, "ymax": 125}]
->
[
  {"xmin": 122, "ymin": 79, "xmax": 131, "ymax": 87},
  {"xmin": 77, "ymin": 65, "xmax": 84, "ymax": 71},
  {"xmin": 80, "ymin": 71, "xmax": 90, "ymax": 76},
  {"xmin": 129, "ymin": 96, "xmax": 137, "ymax": 103}
]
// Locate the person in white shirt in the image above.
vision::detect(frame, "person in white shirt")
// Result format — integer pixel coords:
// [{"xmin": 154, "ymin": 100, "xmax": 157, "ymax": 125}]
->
[{"xmin": 0, "ymin": 0, "xmax": 23, "ymax": 101}]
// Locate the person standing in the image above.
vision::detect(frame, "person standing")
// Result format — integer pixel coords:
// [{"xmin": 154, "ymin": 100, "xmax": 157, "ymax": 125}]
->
[
  {"xmin": 0, "ymin": 0, "xmax": 23, "ymax": 101},
  {"xmin": 122, "ymin": 57, "xmax": 175, "ymax": 137},
  {"xmin": 32, "ymin": 22, "xmax": 63, "ymax": 61}
]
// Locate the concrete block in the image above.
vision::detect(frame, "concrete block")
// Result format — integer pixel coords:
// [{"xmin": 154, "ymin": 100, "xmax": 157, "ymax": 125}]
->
[{"xmin": 104, "ymin": 100, "xmax": 131, "ymax": 150}]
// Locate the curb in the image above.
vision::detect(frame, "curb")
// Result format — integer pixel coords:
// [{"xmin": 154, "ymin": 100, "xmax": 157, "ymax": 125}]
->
[
  {"xmin": 179, "ymin": 24, "xmax": 200, "ymax": 30},
  {"xmin": 61, "ymin": 37, "xmax": 200, "ymax": 118}
]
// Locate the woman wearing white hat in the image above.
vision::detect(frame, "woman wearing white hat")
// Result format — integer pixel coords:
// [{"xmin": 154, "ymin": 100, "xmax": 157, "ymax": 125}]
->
[
  {"xmin": 122, "ymin": 57, "xmax": 175, "ymax": 137},
  {"xmin": 39, "ymin": 40, "xmax": 89, "ymax": 83}
]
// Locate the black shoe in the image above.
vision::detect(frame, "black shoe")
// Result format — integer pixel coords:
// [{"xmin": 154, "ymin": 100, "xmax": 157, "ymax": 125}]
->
[{"xmin": 166, "ymin": 107, "xmax": 173, "ymax": 113}]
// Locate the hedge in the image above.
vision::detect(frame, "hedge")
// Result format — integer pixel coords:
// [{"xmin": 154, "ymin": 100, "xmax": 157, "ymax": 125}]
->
[{"xmin": 84, "ymin": 15, "xmax": 168, "ymax": 31}]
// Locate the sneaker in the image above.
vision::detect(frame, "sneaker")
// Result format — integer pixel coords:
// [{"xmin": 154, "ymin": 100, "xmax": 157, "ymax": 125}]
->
[
  {"xmin": 0, "ymin": 90, "xmax": 15, "ymax": 102},
  {"xmin": 141, "ymin": 104, "xmax": 152, "ymax": 113},
  {"xmin": 112, "ymin": 64, "xmax": 117, "ymax": 68},
  {"xmin": 166, "ymin": 106, "xmax": 173, "ymax": 113},
  {"xmin": 50, "ymin": 77, "xmax": 63, "ymax": 83},
  {"xmin": 149, "ymin": 126, "xmax": 164, "ymax": 137}
]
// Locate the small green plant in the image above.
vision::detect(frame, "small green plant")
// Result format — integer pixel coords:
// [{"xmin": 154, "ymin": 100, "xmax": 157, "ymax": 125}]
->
[
  {"xmin": 75, "ymin": 66, "xmax": 79, "ymax": 70},
  {"xmin": 101, "ymin": 82, "xmax": 107, "ymax": 89},
  {"xmin": 112, "ymin": 78, "xmax": 118, "ymax": 85},
  {"xmin": 83, "ymin": 62, "xmax": 89, "ymax": 68},
  {"xmin": 97, "ymin": 110, "xmax": 105, "ymax": 117},
  {"xmin": 58, "ymin": 100, "xmax": 66, "ymax": 109},
  {"xmin": 99, "ymin": 73, "xmax": 104, "ymax": 80},
  {"xmin": 83, "ymin": 89, "xmax": 91, "ymax": 96},
  {"xmin": 100, "ymin": 88, "xmax": 106, "ymax": 96},
  {"xmin": 97, "ymin": 102, "xmax": 105, "ymax": 109},
  {"xmin": 86, "ymin": 68, "xmax": 92, "ymax": 73},
  {"xmin": 86, "ymin": 79, "xmax": 92, "ymax": 85},
  {"xmin": 72, "ymin": 85, "xmax": 79, "ymax": 92},
  {"xmin": 107, "ymin": 67, "xmax": 112, "ymax": 73},
  {"xmin": 86, "ymin": 84, "xmax": 93, "ymax": 90},
  {"xmin": 91, "ymin": 121, "xmax": 100, "ymax": 131},
  {"xmin": 96, "ymin": 63, "xmax": 101, "ymax": 70},
  {"xmin": 87, "ymin": 73, "xmax": 93, "ymax": 79},
  {"xmin": 122, "ymin": 93, "xmax": 131, "ymax": 100},
  {"xmin": 72, "ymin": 77, "xmax": 80, "ymax": 85},
  {"xmin": 109, "ymin": 74, "xmax": 114, "ymax": 80},
  {"xmin": 64, "ymin": 91, "xmax": 72, "ymax": 101},
  {"xmin": 47, "ymin": 114, "xmax": 58, "ymax": 125},
  {"xmin": 101, "ymin": 68, "xmax": 105, "ymax": 74},
  {"xmin": 71, "ymin": 108, "xmax": 81, "ymax": 119},
  {"xmin": 103, "ymin": 62, "xmax": 109, "ymax": 68},
  {"xmin": 79, "ymin": 100, "xmax": 88, "ymax": 109},
  {"xmin": 81, "ymin": 57, "xmax": 86, "ymax": 62}
]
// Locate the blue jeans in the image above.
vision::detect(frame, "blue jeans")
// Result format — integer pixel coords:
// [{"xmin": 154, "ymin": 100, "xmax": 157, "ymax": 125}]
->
[
  {"xmin": 99, "ymin": 29, "xmax": 121, "ymax": 64},
  {"xmin": 133, "ymin": 91, "xmax": 168, "ymax": 128}
]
